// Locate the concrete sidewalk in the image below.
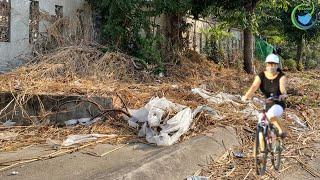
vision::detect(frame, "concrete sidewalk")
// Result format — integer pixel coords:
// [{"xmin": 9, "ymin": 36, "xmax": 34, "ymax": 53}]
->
[{"xmin": 0, "ymin": 127, "xmax": 239, "ymax": 180}]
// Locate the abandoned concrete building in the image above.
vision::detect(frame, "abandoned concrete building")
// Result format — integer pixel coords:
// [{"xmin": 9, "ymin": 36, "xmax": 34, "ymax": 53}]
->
[
  {"xmin": 0, "ymin": 0, "xmax": 92, "ymax": 72},
  {"xmin": 0, "ymin": 0, "xmax": 243, "ymax": 72}
]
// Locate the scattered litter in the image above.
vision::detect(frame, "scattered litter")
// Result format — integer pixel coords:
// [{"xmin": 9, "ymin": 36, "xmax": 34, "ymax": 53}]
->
[
  {"xmin": 128, "ymin": 108, "xmax": 149, "ymax": 123},
  {"xmin": 9, "ymin": 171, "xmax": 19, "ymax": 176},
  {"xmin": 192, "ymin": 105, "xmax": 223, "ymax": 119},
  {"xmin": 153, "ymin": 107, "xmax": 193, "ymax": 146},
  {"xmin": 287, "ymin": 112, "xmax": 307, "ymax": 129},
  {"xmin": 191, "ymin": 88, "xmax": 261, "ymax": 119},
  {"xmin": 64, "ymin": 117, "xmax": 102, "ymax": 127},
  {"xmin": 241, "ymin": 104, "xmax": 260, "ymax": 119},
  {"xmin": 64, "ymin": 119, "xmax": 78, "ymax": 126},
  {"xmin": 233, "ymin": 151, "xmax": 244, "ymax": 158},
  {"xmin": 191, "ymin": 88, "xmax": 240, "ymax": 105},
  {"xmin": 126, "ymin": 97, "xmax": 214, "ymax": 146},
  {"xmin": 186, "ymin": 176, "xmax": 209, "ymax": 180},
  {"xmin": 2, "ymin": 120, "xmax": 16, "ymax": 127},
  {"xmin": 62, "ymin": 134, "xmax": 117, "ymax": 146}
]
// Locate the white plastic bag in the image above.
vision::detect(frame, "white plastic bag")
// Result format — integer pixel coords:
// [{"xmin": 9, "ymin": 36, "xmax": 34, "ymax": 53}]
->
[
  {"xmin": 287, "ymin": 112, "xmax": 307, "ymax": 128},
  {"xmin": 128, "ymin": 107, "xmax": 149, "ymax": 123},
  {"xmin": 2, "ymin": 120, "xmax": 16, "ymax": 127},
  {"xmin": 62, "ymin": 134, "xmax": 117, "ymax": 146},
  {"xmin": 152, "ymin": 108, "xmax": 193, "ymax": 146},
  {"xmin": 192, "ymin": 105, "xmax": 223, "ymax": 119},
  {"xmin": 147, "ymin": 107, "xmax": 165, "ymax": 127},
  {"xmin": 192, "ymin": 88, "xmax": 240, "ymax": 105}
]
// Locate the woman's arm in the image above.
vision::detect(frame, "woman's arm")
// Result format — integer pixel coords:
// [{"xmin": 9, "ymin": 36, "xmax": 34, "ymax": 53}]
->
[
  {"xmin": 243, "ymin": 76, "xmax": 261, "ymax": 100},
  {"xmin": 279, "ymin": 76, "xmax": 288, "ymax": 98}
]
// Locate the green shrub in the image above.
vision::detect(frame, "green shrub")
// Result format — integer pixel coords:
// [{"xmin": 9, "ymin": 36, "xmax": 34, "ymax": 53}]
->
[
  {"xmin": 284, "ymin": 59, "xmax": 297, "ymax": 71},
  {"xmin": 135, "ymin": 35, "xmax": 164, "ymax": 73},
  {"xmin": 297, "ymin": 62, "xmax": 304, "ymax": 71},
  {"xmin": 305, "ymin": 59, "xmax": 318, "ymax": 69}
]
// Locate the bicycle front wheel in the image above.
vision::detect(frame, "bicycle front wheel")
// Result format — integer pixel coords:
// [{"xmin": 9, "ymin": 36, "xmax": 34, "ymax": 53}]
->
[
  {"xmin": 270, "ymin": 129, "xmax": 282, "ymax": 170},
  {"xmin": 255, "ymin": 126, "xmax": 268, "ymax": 175}
]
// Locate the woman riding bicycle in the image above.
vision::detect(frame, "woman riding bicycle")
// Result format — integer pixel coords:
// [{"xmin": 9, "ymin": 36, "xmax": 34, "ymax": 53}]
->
[{"xmin": 242, "ymin": 53, "xmax": 288, "ymax": 138}]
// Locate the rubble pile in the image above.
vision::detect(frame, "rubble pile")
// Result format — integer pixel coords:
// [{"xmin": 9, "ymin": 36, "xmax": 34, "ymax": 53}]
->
[{"xmin": 0, "ymin": 47, "xmax": 319, "ymax": 179}]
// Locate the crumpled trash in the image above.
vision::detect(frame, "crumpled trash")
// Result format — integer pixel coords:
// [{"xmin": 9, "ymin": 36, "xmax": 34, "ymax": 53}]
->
[
  {"xmin": 233, "ymin": 151, "xmax": 244, "ymax": 158},
  {"xmin": 192, "ymin": 105, "xmax": 223, "ymax": 119},
  {"xmin": 64, "ymin": 119, "xmax": 78, "ymax": 126},
  {"xmin": 154, "ymin": 108, "xmax": 193, "ymax": 146},
  {"xmin": 186, "ymin": 176, "xmax": 209, "ymax": 180},
  {"xmin": 145, "ymin": 97, "xmax": 186, "ymax": 112},
  {"xmin": 127, "ymin": 97, "xmax": 186, "ymax": 129},
  {"xmin": 2, "ymin": 120, "xmax": 16, "ymax": 127},
  {"xmin": 0, "ymin": 132, "xmax": 18, "ymax": 140},
  {"xmin": 145, "ymin": 97, "xmax": 186, "ymax": 127},
  {"xmin": 148, "ymin": 106, "xmax": 166, "ymax": 127},
  {"xmin": 9, "ymin": 171, "xmax": 19, "ymax": 176},
  {"xmin": 241, "ymin": 104, "xmax": 260, "ymax": 119},
  {"xmin": 126, "ymin": 97, "xmax": 218, "ymax": 146},
  {"xmin": 191, "ymin": 88, "xmax": 240, "ymax": 105},
  {"xmin": 62, "ymin": 134, "xmax": 117, "ymax": 146},
  {"xmin": 64, "ymin": 117, "xmax": 101, "ymax": 126},
  {"xmin": 128, "ymin": 107, "xmax": 149, "ymax": 123},
  {"xmin": 191, "ymin": 88, "xmax": 261, "ymax": 119},
  {"xmin": 287, "ymin": 112, "xmax": 307, "ymax": 129}
]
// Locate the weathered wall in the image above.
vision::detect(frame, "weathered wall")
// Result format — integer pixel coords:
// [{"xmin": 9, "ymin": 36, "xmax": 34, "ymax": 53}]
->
[
  {"xmin": 186, "ymin": 18, "xmax": 243, "ymax": 57},
  {"xmin": 0, "ymin": 0, "xmax": 86, "ymax": 72},
  {"xmin": 146, "ymin": 15, "xmax": 243, "ymax": 61}
]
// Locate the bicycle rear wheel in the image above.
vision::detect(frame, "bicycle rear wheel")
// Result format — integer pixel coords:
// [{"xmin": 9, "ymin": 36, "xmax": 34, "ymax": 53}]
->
[
  {"xmin": 255, "ymin": 126, "xmax": 268, "ymax": 175},
  {"xmin": 270, "ymin": 128, "xmax": 282, "ymax": 170}
]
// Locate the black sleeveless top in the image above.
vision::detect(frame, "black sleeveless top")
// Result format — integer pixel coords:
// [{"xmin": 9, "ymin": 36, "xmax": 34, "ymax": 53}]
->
[{"xmin": 258, "ymin": 71, "xmax": 285, "ymax": 109}]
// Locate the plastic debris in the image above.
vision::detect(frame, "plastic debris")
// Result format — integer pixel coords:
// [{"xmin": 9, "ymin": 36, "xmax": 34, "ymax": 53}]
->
[
  {"xmin": 241, "ymin": 104, "xmax": 260, "ymax": 119},
  {"xmin": 64, "ymin": 119, "xmax": 78, "ymax": 126},
  {"xmin": 9, "ymin": 171, "xmax": 19, "ymax": 176},
  {"xmin": 2, "ymin": 120, "xmax": 16, "ymax": 127},
  {"xmin": 186, "ymin": 176, "xmax": 209, "ymax": 180},
  {"xmin": 233, "ymin": 151, "xmax": 244, "ymax": 158},
  {"xmin": 126, "ymin": 96, "xmax": 217, "ymax": 146},
  {"xmin": 192, "ymin": 105, "xmax": 223, "ymax": 119},
  {"xmin": 153, "ymin": 108, "xmax": 193, "ymax": 146},
  {"xmin": 191, "ymin": 88, "xmax": 240, "ymax": 105},
  {"xmin": 287, "ymin": 112, "xmax": 307, "ymax": 129},
  {"xmin": 62, "ymin": 134, "xmax": 117, "ymax": 146},
  {"xmin": 191, "ymin": 88, "xmax": 261, "ymax": 119},
  {"xmin": 64, "ymin": 117, "xmax": 102, "ymax": 126}
]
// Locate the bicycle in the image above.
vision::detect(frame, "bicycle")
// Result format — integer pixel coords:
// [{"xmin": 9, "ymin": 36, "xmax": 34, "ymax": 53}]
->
[{"xmin": 254, "ymin": 96, "xmax": 283, "ymax": 176}]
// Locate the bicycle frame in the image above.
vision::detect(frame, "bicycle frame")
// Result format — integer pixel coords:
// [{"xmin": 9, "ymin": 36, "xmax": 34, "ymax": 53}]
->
[{"xmin": 255, "ymin": 98, "xmax": 283, "ymax": 175}]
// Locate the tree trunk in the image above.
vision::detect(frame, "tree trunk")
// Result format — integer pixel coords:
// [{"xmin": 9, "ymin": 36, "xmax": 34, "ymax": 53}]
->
[
  {"xmin": 243, "ymin": 0, "xmax": 259, "ymax": 74},
  {"xmin": 296, "ymin": 35, "xmax": 304, "ymax": 71},
  {"xmin": 243, "ymin": 28, "xmax": 255, "ymax": 74},
  {"xmin": 164, "ymin": 13, "xmax": 182, "ymax": 51}
]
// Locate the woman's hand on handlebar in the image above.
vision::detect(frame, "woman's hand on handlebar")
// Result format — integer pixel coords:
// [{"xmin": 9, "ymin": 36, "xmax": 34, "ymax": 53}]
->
[{"xmin": 279, "ymin": 94, "xmax": 288, "ymax": 101}]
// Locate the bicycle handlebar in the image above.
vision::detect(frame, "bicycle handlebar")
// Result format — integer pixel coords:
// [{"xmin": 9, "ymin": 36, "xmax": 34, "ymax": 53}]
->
[{"xmin": 266, "ymin": 96, "xmax": 281, "ymax": 102}]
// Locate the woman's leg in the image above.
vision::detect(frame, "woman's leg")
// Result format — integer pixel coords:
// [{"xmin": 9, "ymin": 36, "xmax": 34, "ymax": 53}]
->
[
  {"xmin": 258, "ymin": 113, "xmax": 266, "ymax": 151},
  {"xmin": 266, "ymin": 105, "xmax": 286, "ymax": 136}
]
